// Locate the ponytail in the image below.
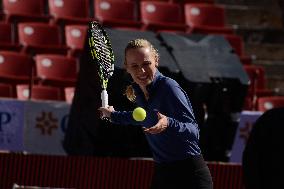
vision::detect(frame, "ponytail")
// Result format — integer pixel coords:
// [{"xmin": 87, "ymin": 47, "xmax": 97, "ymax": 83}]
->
[{"xmin": 124, "ymin": 85, "xmax": 136, "ymax": 102}]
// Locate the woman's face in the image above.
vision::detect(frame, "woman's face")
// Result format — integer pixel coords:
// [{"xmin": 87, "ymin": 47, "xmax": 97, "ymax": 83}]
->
[{"xmin": 125, "ymin": 47, "xmax": 158, "ymax": 88}]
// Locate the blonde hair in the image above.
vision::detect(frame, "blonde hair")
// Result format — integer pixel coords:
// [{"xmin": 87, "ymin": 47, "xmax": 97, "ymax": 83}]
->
[
  {"xmin": 124, "ymin": 38, "xmax": 159, "ymax": 65},
  {"xmin": 124, "ymin": 84, "xmax": 136, "ymax": 102},
  {"xmin": 124, "ymin": 39, "xmax": 159, "ymax": 102}
]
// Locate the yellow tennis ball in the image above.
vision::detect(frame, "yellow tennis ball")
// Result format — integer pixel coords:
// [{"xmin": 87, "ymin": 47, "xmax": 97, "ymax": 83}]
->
[{"xmin": 132, "ymin": 107, "xmax": 146, "ymax": 121}]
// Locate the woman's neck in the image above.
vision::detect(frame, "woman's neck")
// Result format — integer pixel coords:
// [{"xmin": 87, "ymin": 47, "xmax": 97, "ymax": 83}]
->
[{"xmin": 140, "ymin": 86, "xmax": 149, "ymax": 100}]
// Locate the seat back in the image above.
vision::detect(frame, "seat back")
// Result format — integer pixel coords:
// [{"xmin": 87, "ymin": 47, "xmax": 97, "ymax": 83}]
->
[
  {"xmin": 65, "ymin": 25, "xmax": 87, "ymax": 51},
  {"xmin": 140, "ymin": 1, "xmax": 184, "ymax": 24},
  {"xmin": 48, "ymin": 0, "xmax": 90, "ymax": 19},
  {"xmin": 18, "ymin": 23, "xmax": 62, "ymax": 47},
  {"xmin": 0, "ymin": 22, "xmax": 13, "ymax": 44},
  {"xmin": 243, "ymin": 65, "xmax": 266, "ymax": 92},
  {"xmin": 184, "ymin": 4, "xmax": 226, "ymax": 27},
  {"xmin": 95, "ymin": 0, "xmax": 137, "ymax": 21},
  {"xmin": 34, "ymin": 54, "xmax": 77, "ymax": 81},
  {"xmin": 171, "ymin": 0, "xmax": 214, "ymax": 3},
  {"xmin": 0, "ymin": 51, "xmax": 32, "ymax": 80},
  {"xmin": 2, "ymin": 0, "xmax": 49, "ymax": 22},
  {"xmin": 0, "ymin": 83, "xmax": 13, "ymax": 98},
  {"xmin": 64, "ymin": 87, "xmax": 75, "ymax": 104},
  {"xmin": 257, "ymin": 96, "xmax": 284, "ymax": 112},
  {"xmin": 3, "ymin": 0, "xmax": 46, "ymax": 16},
  {"xmin": 16, "ymin": 84, "xmax": 61, "ymax": 101}
]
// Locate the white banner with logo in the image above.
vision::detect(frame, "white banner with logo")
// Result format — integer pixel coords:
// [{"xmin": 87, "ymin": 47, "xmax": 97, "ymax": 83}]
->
[
  {"xmin": 24, "ymin": 101, "xmax": 70, "ymax": 155},
  {"xmin": 230, "ymin": 111, "xmax": 263, "ymax": 163}
]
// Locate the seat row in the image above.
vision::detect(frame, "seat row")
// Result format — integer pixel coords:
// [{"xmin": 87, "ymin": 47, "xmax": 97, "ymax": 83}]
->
[
  {"xmin": 0, "ymin": 23, "xmax": 275, "ymax": 111},
  {"xmin": 0, "ymin": 22, "xmax": 87, "ymax": 57},
  {"xmin": 0, "ymin": 0, "xmax": 230, "ymax": 34},
  {"xmin": 0, "ymin": 48, "xmax": 276, "ymax": 111},
  {"xmin": 0, "ymin": 0, "xmax": 255, "ymax": 65},
  {"xmin": 2, "ymin": 81, "xmax": 283, "ymax": 112},
  {"xmin": 0, "ymin": 83, "xmax": 75, "ymax": 104},
  {"xmin": 0, "ymin": 21, "xmax": 253, "ymax": 66},
  {"xmin": 0, "ymin": 51, "xmax": 77, "ymax": 102}
]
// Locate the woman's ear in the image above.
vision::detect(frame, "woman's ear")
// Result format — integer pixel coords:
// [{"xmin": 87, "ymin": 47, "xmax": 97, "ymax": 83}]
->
[
  {"xmin": 154, "ymin": 53, "xmax": 159, "ymax": 67},
  {"xmin": 155, "ymin": 59, "xmax": 159, "ymax": 67}
]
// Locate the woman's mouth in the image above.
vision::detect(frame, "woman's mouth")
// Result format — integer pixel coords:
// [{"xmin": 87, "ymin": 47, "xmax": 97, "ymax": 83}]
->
[{"xmin": 137, "ymin": 75, "xmax": 148, "ymax": 81}]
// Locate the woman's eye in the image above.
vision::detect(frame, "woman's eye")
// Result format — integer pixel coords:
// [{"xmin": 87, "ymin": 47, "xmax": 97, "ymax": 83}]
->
[{"xmin": 143, "ymin": 62, "xmax": 151, "ymax": 66}]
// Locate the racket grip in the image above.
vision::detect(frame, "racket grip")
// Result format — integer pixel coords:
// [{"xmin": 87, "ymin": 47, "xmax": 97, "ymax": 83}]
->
[{"xmin": 101, "ymin": 89, "xmax": 108, "ymax": 108}]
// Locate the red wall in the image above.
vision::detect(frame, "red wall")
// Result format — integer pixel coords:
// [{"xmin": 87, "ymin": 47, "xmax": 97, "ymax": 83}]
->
[{"xmin": 0, "ymin": 153, "xmax": 245, "ymax": 189}]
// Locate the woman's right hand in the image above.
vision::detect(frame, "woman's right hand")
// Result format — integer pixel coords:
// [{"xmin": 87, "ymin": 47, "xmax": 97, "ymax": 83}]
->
[{"xmin": 98, "ymin": 106, "xmax": 115, "ymax": 118}]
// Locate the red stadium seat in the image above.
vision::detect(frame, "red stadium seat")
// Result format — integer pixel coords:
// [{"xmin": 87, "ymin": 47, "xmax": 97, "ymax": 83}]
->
[
  {"xmin": 140, "ymin": 1, "xmax": 187, "ymax": 32},
  {"xmin": 244, "ymin": 65, "xmax": 266, "ymax": 92},
  {"xmin": 64, "ymin": 87, "xmax": 75, "ymax": 104},
  {"xmin": 0, "ymin": 51, "xmax": 33, "ymax": 85},
  {"xmin": 2, "ymin": 0, "xmax": 50, "ymax": 23},
  {"xmin": 169, "ymin": 0, "xmax": 214, "ymax": 3},
  {"xmin": 145, "ymin": 0, "xmax": 214, "ymax": 3},
  {"xmin": 140, "ymin": 0, "xmax": 170, "ymax": 1},
  {"xmin": 65, "ymin": 25, "xmax": 88, "ymax": 57},
  {"xmin": 48, "ymin": 0, "xmax": 92, "ymax": 25},
  {"xmin": 223, "ymin": 34, "xmax": 252, "ymax": 65},
  {"xmin": 0, "ymin": 83, "xmax": 13, "ymax": 98},
  {"xmin": 243, "ymin": 65, "xmax": 274, "ymax": 110},
  {"xmin": 34, "ymin": 54, "xmax": 77, "ymax": 88},
  {"xmin": 184, "ymin": 3, "xmax": 233, "ymax": 34},
  {"xmin": 18, "ymin": 22, "xmax": 68, "ymax": 55},
  {"xmin": 0, "ymin": 22, "xmax": 21, "ymax": 51},
  {"xmin": 16, "ymin": 84, "xmax": 61, "ymax": 101},
  {"xmin": 94, "ymin": 0, "xmax": 141, "ymax": 29},
  {"xmin": 257, "ymin": 96, "xmax": 284, "ymax": 112}
]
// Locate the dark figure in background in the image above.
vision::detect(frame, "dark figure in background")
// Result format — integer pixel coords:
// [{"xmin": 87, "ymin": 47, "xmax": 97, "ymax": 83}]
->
[
  {"xmin": 242, "ymin": 107, "xmax": 284, "ymax": 189},
  {"xmin": 62, "ymin": 34, "xmax": 104, "ymax": 155},
  {"xmin": 99, "ymin": 39, "xmax": 213, "ymax": 189}
]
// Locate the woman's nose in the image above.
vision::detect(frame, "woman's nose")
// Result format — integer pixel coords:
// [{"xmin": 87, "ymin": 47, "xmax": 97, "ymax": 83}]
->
[{"xmin": 140, "ymin": 67, "xmax": 146, "ymax": 73}]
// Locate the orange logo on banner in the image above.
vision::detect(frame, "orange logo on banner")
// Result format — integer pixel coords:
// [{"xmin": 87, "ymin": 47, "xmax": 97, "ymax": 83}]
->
[{"xmin": 35, "ymin": 111, "xmax": 58, "ymax": 135}]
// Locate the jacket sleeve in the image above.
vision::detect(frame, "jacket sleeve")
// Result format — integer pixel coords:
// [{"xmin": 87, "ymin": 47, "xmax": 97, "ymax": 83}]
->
[
  {"xmin": 162, "ymin": 80, "xmax": 200, "ymax": 139},
  {"xmin": 110, "ymin": 111, "xmax": 143, "ymax": 126}
]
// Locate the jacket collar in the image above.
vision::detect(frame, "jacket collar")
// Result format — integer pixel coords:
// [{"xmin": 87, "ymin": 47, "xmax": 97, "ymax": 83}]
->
[
  {"xmin": 146, "ymin": 70, "xmax": 162, "ymax": 94},
  {"xmin": 132, "ymin": 70, "xmax": 162, "ymax": 98}
]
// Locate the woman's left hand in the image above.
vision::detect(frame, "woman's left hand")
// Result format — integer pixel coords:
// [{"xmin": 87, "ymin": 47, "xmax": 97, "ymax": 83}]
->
[{"xmin": 143, "ymin": 112, "xmax": 168, "ymax": 134}]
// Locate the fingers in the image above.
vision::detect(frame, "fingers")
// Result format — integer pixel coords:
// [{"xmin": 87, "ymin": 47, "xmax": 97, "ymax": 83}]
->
[
  {"xmin": 98, "ymin": 106, "xmax": 114, "ymax": 118},
  {"xmin": 143, "ymin": 123, "xmax": 167, "ymax": 134},
  {"xmin": 98, "ymin": 106, "xmax": 114, "ymax": 111},
  {"xmin": 108, "ymin": 106, "xmax": 114, "ymax": 111},
  {"xmin": 143, "ymin": 111, "xmax": 168, "ymax": 134},
  {"xmin": 157, "ymin": 111, "xmax": 162, "ymax": 119},
  {"xmin": 144, "ymin": 124, "xmax": 167, "ymax": 134},
  {"xmin": 143, "ymin": 125, "xmax": 161, "ymax": 134}
]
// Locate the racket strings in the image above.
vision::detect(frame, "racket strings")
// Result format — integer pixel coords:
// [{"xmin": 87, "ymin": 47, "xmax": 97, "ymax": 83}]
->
[
  {"xmin": 88, "ymin": 21, "xmax": 114, "ymax": 90},
  {"xmin": 89, "ymin": 29, "xmax": 114, "ymax": 79}
]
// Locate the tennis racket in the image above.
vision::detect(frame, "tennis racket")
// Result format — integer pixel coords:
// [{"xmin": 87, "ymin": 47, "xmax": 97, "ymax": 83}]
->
[{"xmin": 88, "ymin": 21, "xmax": 114, "ymax": 110}]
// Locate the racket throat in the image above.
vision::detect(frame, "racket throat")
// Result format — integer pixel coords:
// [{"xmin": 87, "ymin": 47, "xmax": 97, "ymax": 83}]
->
[{"xmin": 101, "ymin": 89, "xmax": 108, "ymax": 107}]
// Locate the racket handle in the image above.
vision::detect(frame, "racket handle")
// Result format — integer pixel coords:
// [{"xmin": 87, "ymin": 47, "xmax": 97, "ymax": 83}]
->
[{"xmin": 101, "ymin": 89, "xmax": 108, "ymax": 108}]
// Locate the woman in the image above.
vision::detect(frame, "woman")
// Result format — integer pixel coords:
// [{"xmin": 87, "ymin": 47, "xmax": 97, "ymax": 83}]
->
[{"xmin": 99, "ymin": 39, "xmax": 213, "ymax": 189}]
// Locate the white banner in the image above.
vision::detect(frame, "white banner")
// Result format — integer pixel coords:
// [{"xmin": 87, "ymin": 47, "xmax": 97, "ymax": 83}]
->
[
  {"xmin": 230, "ymin": 111, "xmax": 263, "ymax": 163},
  {"xmin": 24, "ymin": 100, "xmax": 70, "ymax": 155},
  {"xmin": 0, "ymin": 99, "xmax": 25, "ymax": 152}
]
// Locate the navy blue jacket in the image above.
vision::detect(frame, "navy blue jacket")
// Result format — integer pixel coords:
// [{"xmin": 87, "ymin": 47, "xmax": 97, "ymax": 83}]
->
[{"xmin": 111, "ymin": 71, "xmax": 201, "ymax": 163}]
